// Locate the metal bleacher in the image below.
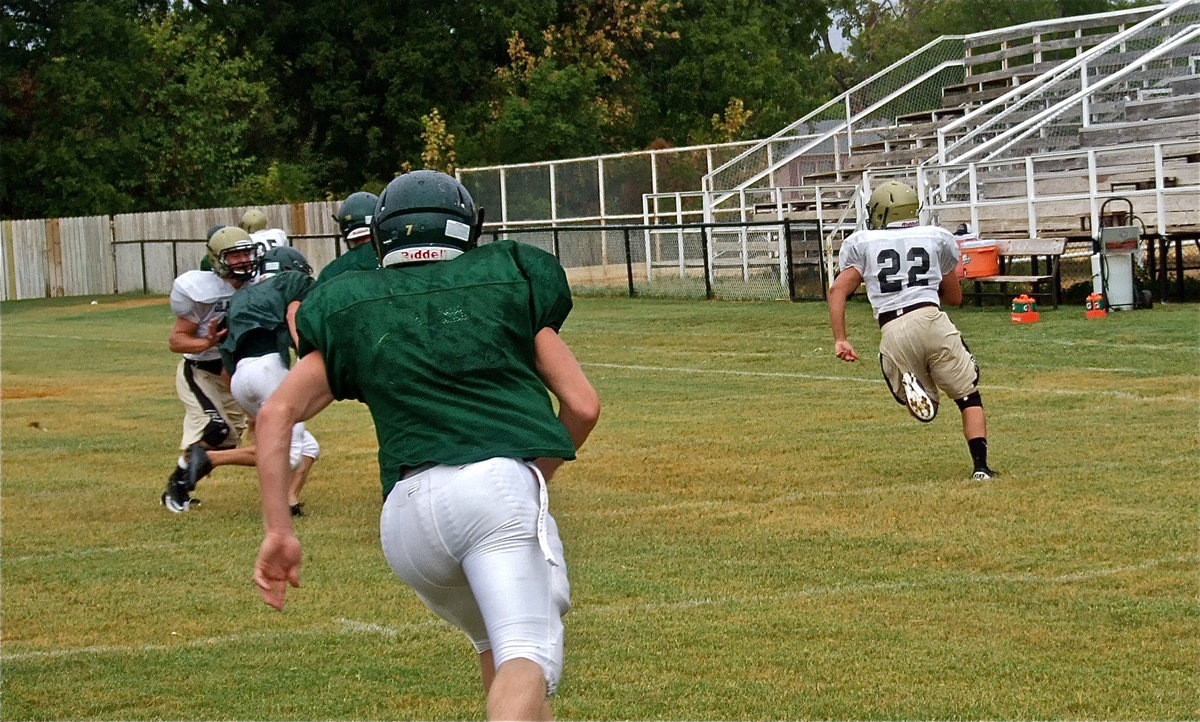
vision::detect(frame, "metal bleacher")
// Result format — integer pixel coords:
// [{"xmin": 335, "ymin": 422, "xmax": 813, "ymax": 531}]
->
[{"xmin": 712, "ymin": 0, "xmax": 1200, "ymax": 277}]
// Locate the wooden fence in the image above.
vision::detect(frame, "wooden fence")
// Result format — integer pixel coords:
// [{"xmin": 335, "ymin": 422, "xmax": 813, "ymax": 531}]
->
[{"xmin": 2, "ymin": 201, "xmax": 344, "ymax": 301}]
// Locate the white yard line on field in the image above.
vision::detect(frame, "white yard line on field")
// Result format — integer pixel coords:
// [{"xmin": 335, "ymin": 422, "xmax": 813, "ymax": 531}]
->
[
  {"xmin": 4, "ymin": 556, "xmax": 1190, "ymax": 661},
  {"xmin": 3, "ymin": 333, "xmax": 162, "ymax": 345},
  {"xmin": 583, "ymin": 362, "xmax": 1197, "ymax": 402}
]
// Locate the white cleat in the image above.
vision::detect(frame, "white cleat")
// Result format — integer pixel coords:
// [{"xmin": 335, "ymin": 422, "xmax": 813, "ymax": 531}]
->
[{"xmin": 901, "ymin": 372, "xmax": 937, "ymax": 423}]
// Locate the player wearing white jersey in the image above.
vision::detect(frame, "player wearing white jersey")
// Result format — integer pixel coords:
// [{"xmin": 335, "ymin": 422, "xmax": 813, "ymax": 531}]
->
[
  {"xmin": 161, "ymin": 227, "xmax": 260, "ymax": 512},
  {"xmin": 250, "ymin": 227, "xmax": 289, "ymax": 255},
  {"xmin": 827, "ymin": 181, "xmax": 997, "ymax": 481}
]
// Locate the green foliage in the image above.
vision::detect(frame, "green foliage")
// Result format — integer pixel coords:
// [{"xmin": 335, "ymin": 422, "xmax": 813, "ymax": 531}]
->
[
  {"xmin": 830, "ymin": 0, "xmax": 1140, "ymax": 75},
  {"xmin": 483, "ymin": 62, "xmax": 611, "ymax": 163},
  {"xmin": 138, "ymin": 13, "xmax": 271, "ymax": 208},
  {"xmin": 0, "ymin": 0, "xmax": 1147, "ymax": 219},
  {"xmin": 232, "ymin": 160, "xmax": 321, "ymax": 205},
  {"xmin": 640, "ymin": 0, "xmax": 836, "ymax": 144},
  {"xmin": 1, "ymin": 1, "xmax": 271, "ymax": 218}
]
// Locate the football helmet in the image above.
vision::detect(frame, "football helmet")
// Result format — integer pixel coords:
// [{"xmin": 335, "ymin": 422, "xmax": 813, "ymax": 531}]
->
[
  {"xmin": 240, "ymin": 208, "xmax": 268, "ymax": 233},
  {"xmin": 333, "ymin": 191, "xmax": 379, "ymax": 246},
  {"xmin": 206, "ymin": 224, "xmax": 225, "ymax": 240},
  {"xmin": 259, "ymin": 246, "xmax": 312, "ymax": 276},
  {"xmin": 867, "ymin": 181, "xmax": 920, "ymax": 230},
  {"xmin": 372, "ymin": 170, "xmax": 482, "ymax": 267},
  {"xmin": 206, "ymin": 227, "xmax": 259, "ymax": 281}
]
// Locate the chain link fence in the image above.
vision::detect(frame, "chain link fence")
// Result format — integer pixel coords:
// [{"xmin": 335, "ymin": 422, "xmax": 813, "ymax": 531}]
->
[{"xmin": 484, "ymin": 221, "xmax": 835, "ymax": 302}]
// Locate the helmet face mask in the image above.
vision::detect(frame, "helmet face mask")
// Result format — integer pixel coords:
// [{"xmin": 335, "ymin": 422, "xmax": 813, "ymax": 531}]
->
[
  {"xmin": 207, "ymin": 227, "xmax": 260, "ymax": 281},
  {"xmin": 867, "ymin": 181, "xmax": 920, "ymax": 230},
  {"xmin": 259, "ymin": 246, "xmax": 312, "ymax": 276},
  {"xmin": 371, "ymin": 171, "xmax": 482, "ymax": 267},
  {"xmin": 333, "ymin": 191, "xmax": 379, "ymax": 247}
]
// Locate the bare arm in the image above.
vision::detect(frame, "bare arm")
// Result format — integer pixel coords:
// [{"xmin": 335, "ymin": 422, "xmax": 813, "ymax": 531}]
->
[
  {"xmin": 827, "ymin": 266, "xmax": 863, "ymax": 362},
  {"xmin": 532, "ymin": 327, "xmax": 600, "ymax": 480},
  {"xmin": 253, "ymin": 351, "xmax": 335, "ymax": 610},
  {"xmin": 285, "ymin": 300, "xmax": 302, "ymax": 348},
  {"xmin": 168, "ymin": 316, "xmax": 224, "ymax": 354},
  {"xmin": 938, "ymin": 272, "xmax": 963, "ymax": 307}
]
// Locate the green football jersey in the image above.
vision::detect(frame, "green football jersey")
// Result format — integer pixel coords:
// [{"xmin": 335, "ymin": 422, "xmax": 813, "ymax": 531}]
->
[
  {"xmin": 297, "ymin": 240, "xmax": 576, "ymax": 498},
  {"xmin": 220, "ymin": 270, "xmax": 315, "ymax": 374},
  {"xmin": 315, "ymin": 242, "xmax": 379, "ymax": 286}
]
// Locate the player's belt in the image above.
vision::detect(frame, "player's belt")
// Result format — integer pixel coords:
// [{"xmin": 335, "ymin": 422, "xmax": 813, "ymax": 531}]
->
[
  {"xmin": 877, "ymin": 301, "xmax": 938, "ymax": 328},
  {"xmin": 400, "ymin": 462, "xmax": 437, "ymax": 479},
  {"xmin": 185, "ymin": 358, "xmax": 225, "ymax": 375}
]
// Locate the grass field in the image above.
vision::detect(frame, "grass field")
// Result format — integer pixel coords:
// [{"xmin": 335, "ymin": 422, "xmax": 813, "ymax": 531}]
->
[{"xmin": 2, "ymin": 293, "xmax": 1197, "ymax": 720}]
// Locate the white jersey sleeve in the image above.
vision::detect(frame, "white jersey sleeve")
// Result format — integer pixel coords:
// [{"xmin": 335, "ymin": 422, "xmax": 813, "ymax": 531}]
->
[
  {"xmin": 169, "ymin": 270, "xmax": 237, "ymax": 361},
  {"xmin": 839, "ymin": 225, "xmax": 959, "ymax": 318}
]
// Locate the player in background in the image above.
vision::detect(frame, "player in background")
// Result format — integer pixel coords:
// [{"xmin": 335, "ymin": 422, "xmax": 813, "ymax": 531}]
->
[
  {"xmin": 240, "ymin": 208, "xmax": 268, "ymax": 234},
  {"xmin": 204, "ymin": 246, "xmax": 320, "ymax": 517},
  {"xmin": 162, "ymin": 227, "xmax": 259, "ymax": 512},
  {"xmin": 252, "ymin": 170, "xmax": 600, "ymax": 720},
  {"xmin": 826, "ymin": 180, "xmax": 997, "ymax": 481},
  {"xmin": 239, "ymin": 207, "xmax": 290, "ymax": 256},
  {"xmin": 315, "ymin": 191, "xmax": 380, "ymax": 286}
]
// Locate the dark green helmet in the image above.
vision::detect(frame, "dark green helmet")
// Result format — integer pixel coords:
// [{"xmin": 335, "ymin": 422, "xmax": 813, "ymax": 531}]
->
[
  {"xmin": 259, "ymin": 246, "xmax": 312, "ymax": 276},
  {"xmin": 372, "ymin": 171, "xmax": 482, "ymax": 267},
  {"xmin": 333, "ymin": 191, "xmax": 379, "ymax": 246}
]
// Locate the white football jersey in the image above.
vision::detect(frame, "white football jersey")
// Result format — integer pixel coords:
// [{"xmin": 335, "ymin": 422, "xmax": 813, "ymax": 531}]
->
[
  {"xmin": 251, "ymin": 228, "xmax": 289, "ymax": 251},
  {"xmin": 839, "ymin": 224, "xmax": 960, "ymax": 318},
  {"xmin": 170, "ymin": 270, "xmax": 238, "ymax": 362}
]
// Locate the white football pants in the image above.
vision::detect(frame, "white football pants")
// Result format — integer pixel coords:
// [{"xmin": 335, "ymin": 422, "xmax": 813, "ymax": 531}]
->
[
  {"xmin": 230, "ymin": 353, "xmax": 319, "ymax": 468},
  {"xmin": 379, "ymin": 458, "xmax": 571, "ymax": 695}
]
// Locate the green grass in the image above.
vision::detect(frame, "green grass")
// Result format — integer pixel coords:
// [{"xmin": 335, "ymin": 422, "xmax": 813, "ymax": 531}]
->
[{"xmin": 2, "ymin": 293, "xmax": 1197, "ymax": 720}]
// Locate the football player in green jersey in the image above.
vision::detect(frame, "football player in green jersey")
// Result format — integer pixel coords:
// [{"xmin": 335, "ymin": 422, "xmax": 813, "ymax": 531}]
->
[
  {"xmin": 315, "ymin": 191, "xmax": 380, "ymax": 285},
  {"xmin": 200, "ymin": 246, "xmax": 321, "ymax": 516},
  {"xmin": 253, "ymin": 171, "xmax": 599, "ymax": 720}
]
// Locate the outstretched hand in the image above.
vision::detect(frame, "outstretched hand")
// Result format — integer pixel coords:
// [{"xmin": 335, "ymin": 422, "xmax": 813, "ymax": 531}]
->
[{"xmin": 254, "ymin": 532, "xmax": 301, "ymax": 610}]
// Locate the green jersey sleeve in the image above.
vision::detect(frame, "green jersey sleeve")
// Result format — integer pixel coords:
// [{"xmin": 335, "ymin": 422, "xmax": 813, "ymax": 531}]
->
[
  {"xmin": 296, "ymin": 282, "xmax": 363, "ymax": 402},
  {"xmin": 510, "ymin": 241, "xmax": 572, "ymax": 332}
]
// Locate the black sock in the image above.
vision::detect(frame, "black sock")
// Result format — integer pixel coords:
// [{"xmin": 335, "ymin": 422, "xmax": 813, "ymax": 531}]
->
[{"xmin": 968, "ymin": 437, "xmax": 989, "ymax": 471}]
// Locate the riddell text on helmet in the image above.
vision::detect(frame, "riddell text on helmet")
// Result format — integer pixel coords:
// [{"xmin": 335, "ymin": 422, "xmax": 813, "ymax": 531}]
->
[{"xmin": 401, "ymin": 248, "xmax": 453, "ymax": 261}]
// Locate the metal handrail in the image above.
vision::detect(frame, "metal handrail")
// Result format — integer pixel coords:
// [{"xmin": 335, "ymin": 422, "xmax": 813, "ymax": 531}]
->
[{"xmin": 936, "ymin": 0, "xmax": 1200, "ymax": 166}]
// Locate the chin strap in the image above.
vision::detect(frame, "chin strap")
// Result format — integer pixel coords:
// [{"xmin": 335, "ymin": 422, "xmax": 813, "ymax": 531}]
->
[{"xmin": 470, "ymin": 206, "xmax": 485, "ymax": 246}]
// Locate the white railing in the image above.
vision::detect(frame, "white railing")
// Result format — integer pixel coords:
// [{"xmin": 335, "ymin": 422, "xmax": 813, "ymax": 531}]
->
[
  {"xmin": 936, "ymin": 0, "xmax": 1200, "ymax": 166},
  {"xmin": 701, "ymin": 35, "xmax": 967, "ymax": 197},
  {"xmin": 916, "ymin": 140, "xmax": 1200, "ymax": 239}
]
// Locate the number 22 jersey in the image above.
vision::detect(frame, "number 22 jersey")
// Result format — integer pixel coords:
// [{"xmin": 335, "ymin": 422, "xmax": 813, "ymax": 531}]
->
[{"xmin": 838, "ymin": 224, "xmax": 961, "ymax": 319}]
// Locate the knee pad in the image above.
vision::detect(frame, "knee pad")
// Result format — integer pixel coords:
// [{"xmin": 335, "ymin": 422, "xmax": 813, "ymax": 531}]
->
[
  {"xmin": 954, "ymin": 391, "xmax": 983, "ymax": 410},
  {"xmin": 200, "ymin": 416, "xmax": 232, "ymax": 447}
]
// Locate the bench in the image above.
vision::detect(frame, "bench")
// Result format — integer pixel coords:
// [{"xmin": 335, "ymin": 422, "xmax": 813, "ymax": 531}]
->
[{"xmin": 964, "ymin": 238, "xmax": 1067, "ymax": 308}]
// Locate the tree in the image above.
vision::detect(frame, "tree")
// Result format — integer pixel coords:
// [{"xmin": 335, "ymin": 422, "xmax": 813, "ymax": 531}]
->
[
  {"xmin": 478, "ymin": 0, "xmax": 680, "ymax": 161},
  {"xmin": 626, "ymin": 0, "xmax": 836, "ymax": 145},
  {"xmin": 1, "ymin": 0, "xmax": 271, "ymax": 218},
  {"xmin": 828, "ymin": 0, "xmax": 1148, "ymax": 77}
]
